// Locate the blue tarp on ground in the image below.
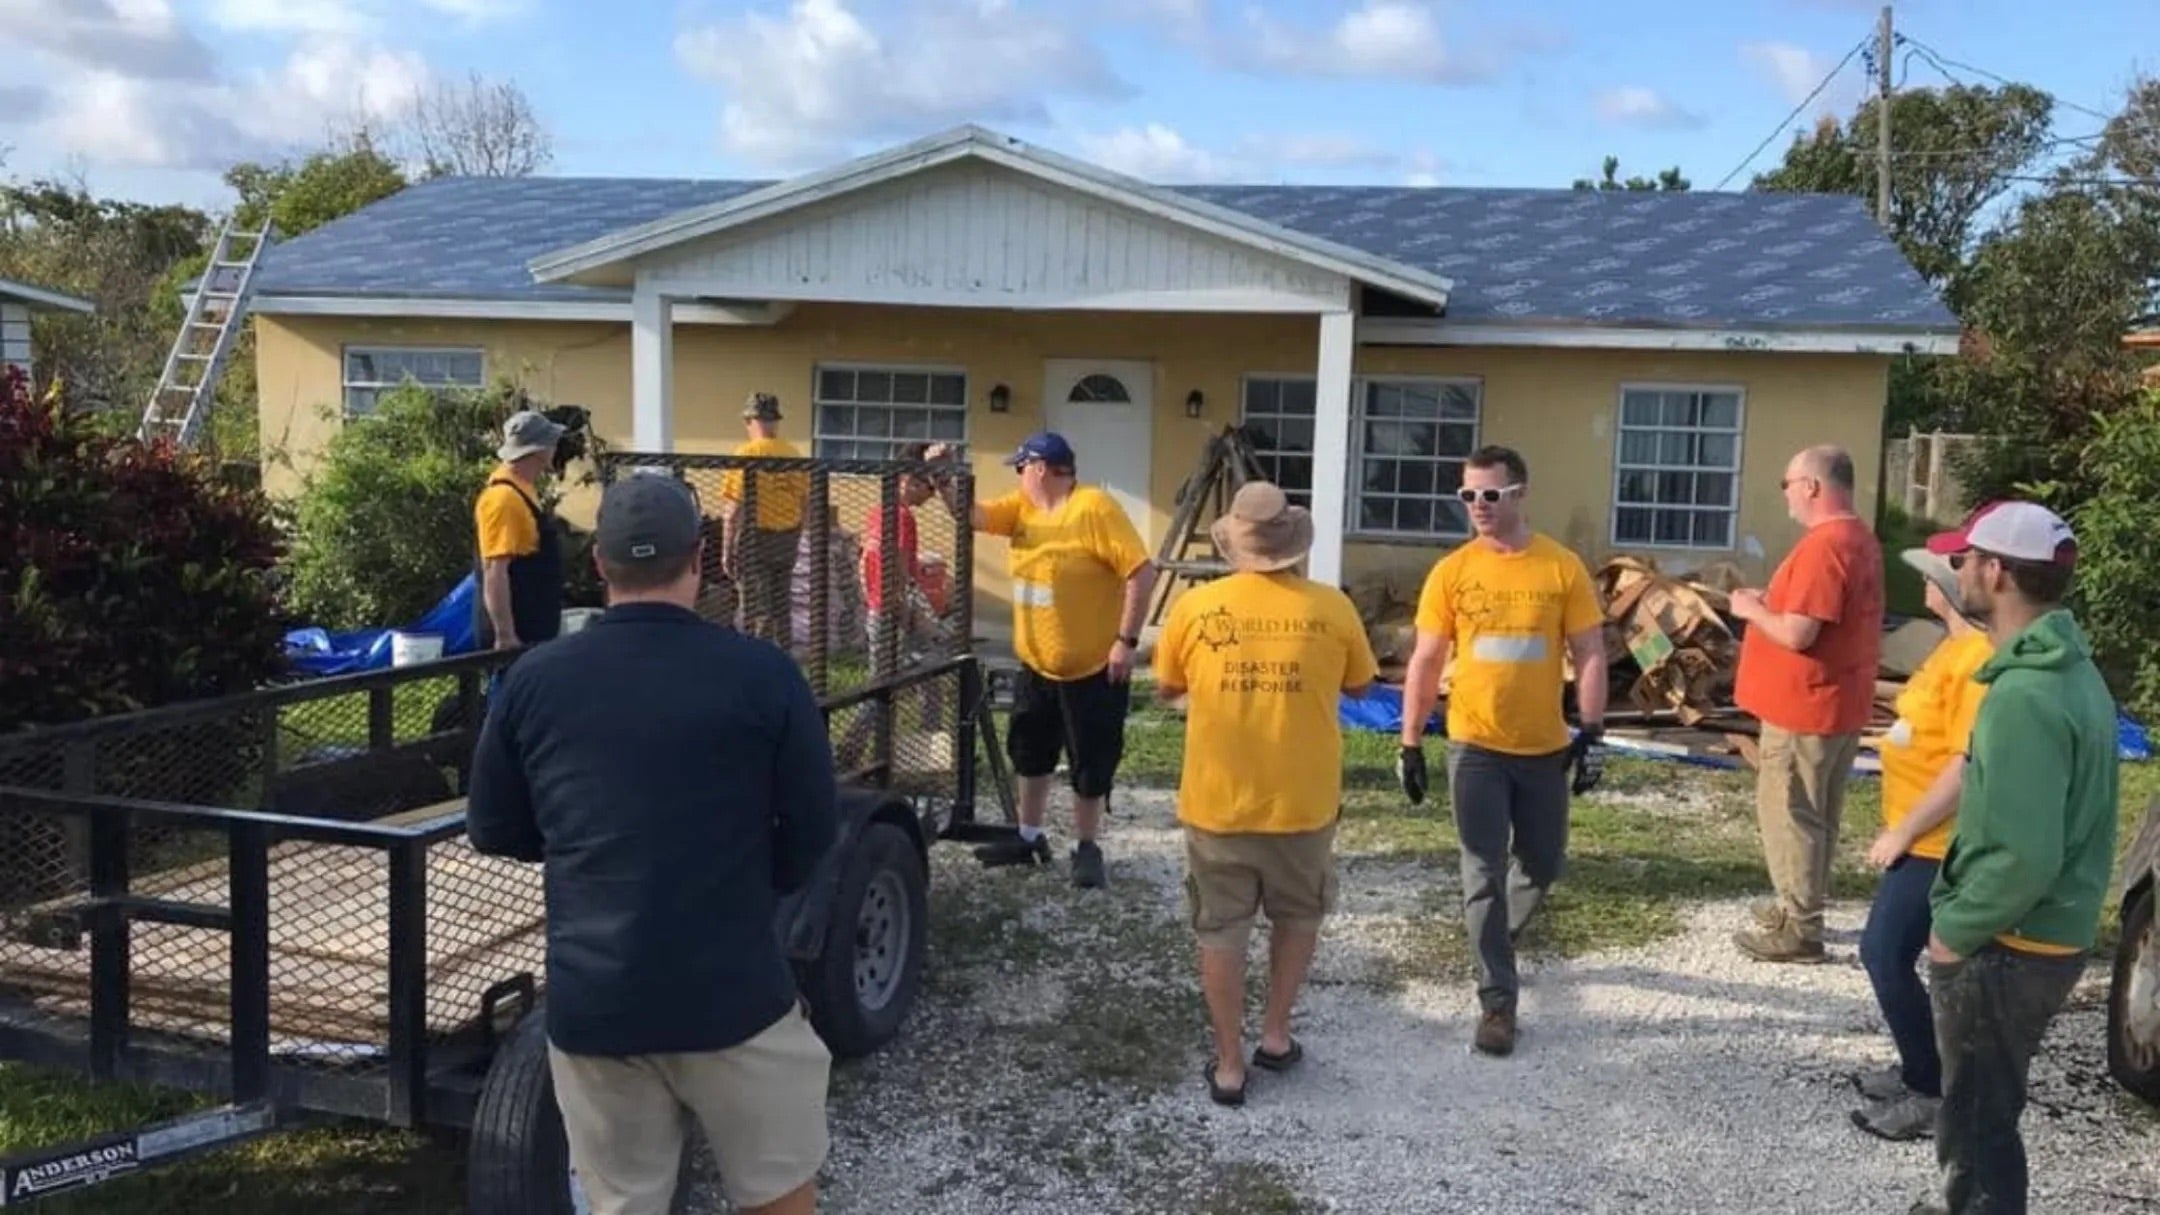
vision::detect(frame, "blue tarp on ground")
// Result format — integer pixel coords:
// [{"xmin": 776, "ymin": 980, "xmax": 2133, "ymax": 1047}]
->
[
  {"xmin": 1336, "ymin": 683, "xmax": 2154, "ymax": 765},
  {"xmin": 282, "ymin": 575, "xmax": 479, "ymax": 678}
]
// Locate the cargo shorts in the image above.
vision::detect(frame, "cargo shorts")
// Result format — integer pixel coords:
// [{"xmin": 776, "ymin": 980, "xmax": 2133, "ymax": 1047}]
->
[{"xmin": 1182, "ymin": 821, "xmax": 1339, "ymax": 953}]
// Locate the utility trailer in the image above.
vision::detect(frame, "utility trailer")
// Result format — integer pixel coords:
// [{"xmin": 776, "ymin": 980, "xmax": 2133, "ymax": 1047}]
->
[
  {"xmin": 0, "ymin": 452, "xmax": 1020, "ymax": 1210},
  {"xmin": 2109, "ymin": 798, "xmax": 2160, "ymax": 1105}
]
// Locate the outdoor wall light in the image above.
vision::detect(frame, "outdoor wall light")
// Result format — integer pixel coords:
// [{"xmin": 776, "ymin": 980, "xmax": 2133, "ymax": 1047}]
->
[
  {"xmin": 988, "ymin": 383, "xmax": 1011, "ymax": 413},
  {"xmin": 1185, "ymin": 389, "xmax": 1205, "ymax": 418}
]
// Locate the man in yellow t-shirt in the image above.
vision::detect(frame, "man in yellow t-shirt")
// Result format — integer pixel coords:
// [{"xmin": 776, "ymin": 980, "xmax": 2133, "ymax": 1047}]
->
[
  {"xmin": 1155, "ymin": 481, "xmax": 1376, "ymax": 1106},
  {"xmin": 931, "ymin": 432, "xmax": 1156, "ymax": 889},
  {"xmin": 1849, "ymin": 557, "xmax": 1991, "ymax": 1142},
  {"xmin": 719, "ymin": 392, "xmax": 810, "ymax": 646},
  {"xmin": 473, "ymin": 409, "xmax": 567, "ymax": 654},
  {"xmin": 1397, "ymin": 445, "xmax": 1608, "ymax": 1058}
]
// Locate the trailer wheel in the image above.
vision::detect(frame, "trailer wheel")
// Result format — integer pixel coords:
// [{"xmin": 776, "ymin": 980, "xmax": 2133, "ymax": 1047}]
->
[
  {"xmin": 804, "ymin": 822, "xmax": 926, "ymax": 1059},
  {"xmin": 2109, "ymin": 882, "xmax": 2160, "ymax": 1104},
  {"xmin": 467, "ymin": 1012, "xmax": 697, "ymax": 1215}
]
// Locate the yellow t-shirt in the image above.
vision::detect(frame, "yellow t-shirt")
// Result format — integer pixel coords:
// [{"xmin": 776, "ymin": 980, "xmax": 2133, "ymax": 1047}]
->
[
  {"xmin": 982, "ymin": 486, "xmax": 1151, "ymax": 680},
  {"xmin": 1880, "ymin": 629, "xmax": 1993, "ymax": 862},
  {"xmin": 718, "ymin": 436, "xmax": 809, "ymax": 531},
  {"xmin": 1415, "ymin": 533, "xmax": 1602, "ymax": 756},
  {"xmin": 1155, "ymin": 572, "xmax": 1379, "ymax": 834},
  {"xmin": 474, "ymin": 466, "xmax": 540, "ymax": 561}
]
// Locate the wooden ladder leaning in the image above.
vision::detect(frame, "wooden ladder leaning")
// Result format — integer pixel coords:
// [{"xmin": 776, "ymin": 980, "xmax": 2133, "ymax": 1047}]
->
[{"xmin": 1146, "ymin": 424, "xmax": 1266, "ymax": 626}]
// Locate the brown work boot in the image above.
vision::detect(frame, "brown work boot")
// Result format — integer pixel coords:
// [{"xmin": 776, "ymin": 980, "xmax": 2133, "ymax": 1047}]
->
[
  {"xmin": 1732, "ymin": 920, "xmax": 1826, "ymax": 964},
  {"xmin": 1473, "ymin": 1008, "xmax": 1517, "ymax": 1057}
]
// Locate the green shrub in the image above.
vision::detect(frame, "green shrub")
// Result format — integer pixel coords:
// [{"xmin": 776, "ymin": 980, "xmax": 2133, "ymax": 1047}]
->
[
  {"xmin": 2070, "ymin": 390, "xmax": 2160, "ymax": 723},
  {"xmin": 0, "ymin": 365, "xmax": 287, "ymax": 732},
  {"xmin": 284, "ymin": 381, "xmax": 603, "ymax": 630}
]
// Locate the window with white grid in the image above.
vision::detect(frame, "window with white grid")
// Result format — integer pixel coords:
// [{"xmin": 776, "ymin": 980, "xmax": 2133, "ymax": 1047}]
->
[
  {"xmin": 1238, "ymin": 377, "xmax": 1317, "ymax": 507},
  {"xmin": 1238, "ymin": 375, "xmax": 1483, "ymax": 538},
  {"xmin": 1611, "ymin": 386, "xmax": 1744, "ymax": 550},
  {"xmin": 342, "ymin": 346, "xmax": 484, "ymax": 418},
  {"xmin": 812, "ymin": 365, "xmax": 968, "ymax": 460}
]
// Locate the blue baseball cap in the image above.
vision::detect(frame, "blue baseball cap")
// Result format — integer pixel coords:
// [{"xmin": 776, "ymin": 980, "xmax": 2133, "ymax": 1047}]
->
[{"xmin": 1006, "ymin": 431, "xmax": 1076, "ymax": 468}]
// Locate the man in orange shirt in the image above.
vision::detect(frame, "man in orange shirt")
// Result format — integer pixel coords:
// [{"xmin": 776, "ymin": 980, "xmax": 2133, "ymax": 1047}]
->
[
  {"xmin": 1730, "ymin": 444, "xmax": 1884, "ymax": 963},
  {"xmin": 1397, "ymin": 446, "xmax": 1609, "ymax": 1056}
]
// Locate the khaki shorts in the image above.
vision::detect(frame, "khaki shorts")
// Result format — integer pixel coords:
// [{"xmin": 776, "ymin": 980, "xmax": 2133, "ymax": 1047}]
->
[
  {"xmin": 1183, "ymin": 822, "xmax": 1338, "ymax": 953},
  {"xmin": 549, "ymin": 1002, "xmax": 831, "ymax": 1212}
]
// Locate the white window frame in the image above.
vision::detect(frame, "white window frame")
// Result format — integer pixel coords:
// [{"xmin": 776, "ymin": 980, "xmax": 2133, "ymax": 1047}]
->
[
  {"xmin": 1609, "ymin": 381, "xmax": 1747, "ymax": 552},
  {"xmin": 340, "ymin": 345, "xmax": 485, "ymax": 419},
  {"xmin": 810, "ymin": 361, "xmax": 970, "ymax": 460},
  {"xmin": 1238, "ymin": 372, "xmax": 1484, "ymax": 541}
]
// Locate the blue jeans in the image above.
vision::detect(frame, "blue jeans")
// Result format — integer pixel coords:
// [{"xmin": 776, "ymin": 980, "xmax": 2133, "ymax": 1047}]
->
[{"xmin": 1860, "ymin": 854, "xmax": 1942, "ymax": 1096}]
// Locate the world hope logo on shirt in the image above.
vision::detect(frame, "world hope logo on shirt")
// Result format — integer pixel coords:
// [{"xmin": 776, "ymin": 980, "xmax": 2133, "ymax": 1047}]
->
[{"xmin": 1195, "ymin": 605, "xmax": 1330, "ymax": 695}]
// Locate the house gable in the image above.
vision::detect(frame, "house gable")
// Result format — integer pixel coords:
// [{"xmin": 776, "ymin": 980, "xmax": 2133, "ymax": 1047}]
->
[
  {"xmin": 632, "ymin": 158, "xmax": 1360, "ymax": 313},
  {"xmin": 529, "ymin": 126, "xmax": 1450, "ymax": 313}
]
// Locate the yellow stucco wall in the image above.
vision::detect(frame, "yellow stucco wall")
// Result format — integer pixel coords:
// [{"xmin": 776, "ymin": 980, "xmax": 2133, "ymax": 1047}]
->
[{"xmin": 256, "ymin": 305, "xmax": 1888, "ymax": 614}]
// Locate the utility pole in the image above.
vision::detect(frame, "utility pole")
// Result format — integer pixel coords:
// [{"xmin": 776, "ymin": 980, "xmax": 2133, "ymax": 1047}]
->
[{"xmin": 1876, "ymin": 4, "xmax": 1894, "ymax": 225}]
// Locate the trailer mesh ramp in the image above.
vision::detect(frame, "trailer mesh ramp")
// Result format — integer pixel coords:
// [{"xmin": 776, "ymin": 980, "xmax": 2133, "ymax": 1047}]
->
[{"xmin": 601, "ymin": 451, "xmax": 976, "ymax": 806}]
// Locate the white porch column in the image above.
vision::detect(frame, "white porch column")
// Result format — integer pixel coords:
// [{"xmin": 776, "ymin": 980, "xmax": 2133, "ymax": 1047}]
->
[
  {"xmin": 1308, "ymin": 309, "xmax": 1355, "ymax": 587},
  {"xmin": 631, "ymin": 283, "xmax": 674, "ymax": 451}
]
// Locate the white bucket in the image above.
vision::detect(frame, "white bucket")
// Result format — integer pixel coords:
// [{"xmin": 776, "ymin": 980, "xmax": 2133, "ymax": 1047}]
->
[
  {"xmin": 561, "ymin": 608, "xmax": 604, "ymax": 636},
  {"xmin": 390, "ymin": 631, "xmax": 444, "ymax": 667}
]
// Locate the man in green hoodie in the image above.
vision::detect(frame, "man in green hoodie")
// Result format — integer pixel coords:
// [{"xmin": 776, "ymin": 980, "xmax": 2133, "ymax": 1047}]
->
[{"xmin": 1915, "ymin": 500, "xmax": 2118, "ymax": 1215}]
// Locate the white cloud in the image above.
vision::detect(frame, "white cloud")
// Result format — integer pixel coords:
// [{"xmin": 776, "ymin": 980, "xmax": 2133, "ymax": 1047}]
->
[
  {"xmin": 207, "ymin": 0, "xmax": 372, "ymax": 36},
  {"xmin": 676, "ymin": 0, "xmax": 1124, "ymax": 169},
  {"xmin": 0, "ymin": 0, "xmax": 215, "ymax": 81},
  {"xmin": 1077, "ymin": 123, "xmax": 1234, "ymax": 182},
  {"xmin": 1243, "ymin": 0, "xmax": 1502, "ymax": 84},
  {"xmin": 4, "ymin": 0, "xmax": 437, "ymax": 172},
  {"xmin": 1073, "ymin": 123, "xmax": 1406, "ymax": 183},
  {"xmin": 1401, "ymin": 148, "xmax": 1445, "ymax": 187},
  {"xmin": 1742, "ymin": 41, "xmax": 1833, "ymax": 106},
  {"xmin": 415, "ymin": 0, "xmax": 528, "ymax": 22},
  {"xmin": 1593, "ymin": 86, "xmax": 1705, "ymax": 130}
]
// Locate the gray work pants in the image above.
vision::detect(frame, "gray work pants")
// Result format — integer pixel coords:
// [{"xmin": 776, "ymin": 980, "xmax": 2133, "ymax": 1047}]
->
[{"xmin": 1448, "ymin": 742, "xmax": 1571, "ymax": 1014}]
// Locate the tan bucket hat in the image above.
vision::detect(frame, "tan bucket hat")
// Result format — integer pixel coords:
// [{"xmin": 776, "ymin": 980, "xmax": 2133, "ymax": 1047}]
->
[{"xmin": 1210, "ymin": 481, "xmax": 1314, "ymax": 573}]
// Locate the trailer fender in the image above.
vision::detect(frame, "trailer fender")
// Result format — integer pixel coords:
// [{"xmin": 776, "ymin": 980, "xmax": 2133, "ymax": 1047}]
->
[
  {"xmin": 777, "ymin": 785, "xmax": 926, "ymax": 963},
  {"xmin": 2119, "ymin": 797, "xmax": 2160, "ymax": 906}
]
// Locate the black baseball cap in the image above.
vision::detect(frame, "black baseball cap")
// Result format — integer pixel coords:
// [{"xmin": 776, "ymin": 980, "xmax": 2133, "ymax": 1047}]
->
[{"xmin": 597, "ymin": 472, "xmax": 702, "ymax": 566}]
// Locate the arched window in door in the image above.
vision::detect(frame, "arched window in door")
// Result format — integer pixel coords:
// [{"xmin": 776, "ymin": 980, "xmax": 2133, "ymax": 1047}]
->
[{"xmin": 1067, "ymin": 374, "xmax": 1132, "ymax": 404}]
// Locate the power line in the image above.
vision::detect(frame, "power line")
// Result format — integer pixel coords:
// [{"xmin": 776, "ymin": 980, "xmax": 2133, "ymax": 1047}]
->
[
  {"xmin": 1899, "ymin": 36, "xmax": 2120, "ymax": 126},
  {"xmin": 1716, "ymin": 37, "xmax": 1870, "ymax": 190}
]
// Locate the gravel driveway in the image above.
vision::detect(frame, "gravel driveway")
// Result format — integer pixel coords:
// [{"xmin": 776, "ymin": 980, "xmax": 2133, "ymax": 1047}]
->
[{"xmin": 704, "ymin": 786, "xmax": 2160, "ymax": 1213}]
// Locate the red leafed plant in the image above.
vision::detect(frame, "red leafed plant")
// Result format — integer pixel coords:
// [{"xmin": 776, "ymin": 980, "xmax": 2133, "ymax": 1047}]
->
[{"xmin": 0, "ymin": 364, "xmax": 288, "ymax": 732}]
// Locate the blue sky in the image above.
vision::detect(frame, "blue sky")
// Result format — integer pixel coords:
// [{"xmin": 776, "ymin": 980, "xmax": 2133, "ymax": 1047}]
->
[{"xmin": 5, "ymin": 0, "xmax": 2154, "ymax": 211}]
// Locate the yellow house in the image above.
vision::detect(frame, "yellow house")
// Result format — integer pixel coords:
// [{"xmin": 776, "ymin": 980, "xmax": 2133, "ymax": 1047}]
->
[{"xmin": 248, "ymin": 125, "xmax": 1957, "ymax": 612}]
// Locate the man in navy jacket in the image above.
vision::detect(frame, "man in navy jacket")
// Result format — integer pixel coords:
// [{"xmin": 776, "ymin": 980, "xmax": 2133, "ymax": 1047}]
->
[{"xmin": 468, "ymin": 470, "xmax": 838, "ymax": 1215}]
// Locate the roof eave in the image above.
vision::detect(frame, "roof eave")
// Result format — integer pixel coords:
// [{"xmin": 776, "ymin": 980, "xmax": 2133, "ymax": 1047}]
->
[
  {"xmin": 1357, "ymin": 317, "xmax": 1963, "ymax": 356},
  {"xmin": 525, "ymin": 125, "xmax": 1452, "ymax": 308},
  {"xmin": 0, "ymin": 278, "xmax": 95, "ymax": 314}
]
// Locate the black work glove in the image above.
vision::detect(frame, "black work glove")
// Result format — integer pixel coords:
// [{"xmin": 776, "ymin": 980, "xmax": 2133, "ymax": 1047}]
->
[
  {"xmin": 1397, "ymin": 744, "xmax": 1429, "ymax": 806},
  {"xmin": 1567, "ymin": 724, "xmax": 1607, "ymax": 796}
]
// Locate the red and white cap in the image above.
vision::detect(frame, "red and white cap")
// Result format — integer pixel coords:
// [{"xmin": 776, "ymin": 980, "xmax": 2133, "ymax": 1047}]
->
[{"xmin": 1925, "ymin": 500, "xmax": 2077, "ymax": 568}]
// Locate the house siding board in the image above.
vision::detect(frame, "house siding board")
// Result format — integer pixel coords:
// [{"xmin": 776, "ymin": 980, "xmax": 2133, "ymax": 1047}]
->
[
  {"xmin": 1, "ymin": 302, "xmax": 30, "ymax": 376},
  {"xmin": 640, "ymin": 162, "xmax": 1349, "ymax": 309},
  {"xmin": 248, "ymin": 174, "xmax": 1956, "ymax": 333},
  {"xmin": 256, "ymin": 306, "xmax": 1889, "ymax": 620}
]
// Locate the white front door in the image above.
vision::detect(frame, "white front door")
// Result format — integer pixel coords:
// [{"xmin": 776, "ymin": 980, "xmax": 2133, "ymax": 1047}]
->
[{"xmin": 1041, "ymin": 359, "xmax": 1154, "ymax": 544}]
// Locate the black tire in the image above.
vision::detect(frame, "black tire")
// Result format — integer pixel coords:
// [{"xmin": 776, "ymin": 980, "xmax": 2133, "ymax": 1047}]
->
[
  {"xmin": 803, "ymin": 821, "xmax": 927, "ymax": 1059},
  {"xmin": 2108, "ymin": 881, "xmax": 2160, "ymax": 1105},
  {"xmin": 467, "ymin": 1012, "xmax": 696, "ymax": 1215}
]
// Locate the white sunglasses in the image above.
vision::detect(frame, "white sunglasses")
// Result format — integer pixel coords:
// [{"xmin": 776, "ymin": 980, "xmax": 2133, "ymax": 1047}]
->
[{"xmin": 1455, "ymin": 484, "xmax": 1524, "ymax": 505}]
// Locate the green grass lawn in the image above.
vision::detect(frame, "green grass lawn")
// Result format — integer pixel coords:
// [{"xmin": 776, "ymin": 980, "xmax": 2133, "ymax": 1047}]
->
[{"xmin": 3, "ymin": 686, "xmax": 2152, "ymax": 1211}]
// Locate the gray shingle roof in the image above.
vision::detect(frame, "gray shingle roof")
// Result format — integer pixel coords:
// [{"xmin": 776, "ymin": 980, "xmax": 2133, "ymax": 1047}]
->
[{"xmin": 252, "ymin": 174, "xmax": 1958, "ymax": 333}]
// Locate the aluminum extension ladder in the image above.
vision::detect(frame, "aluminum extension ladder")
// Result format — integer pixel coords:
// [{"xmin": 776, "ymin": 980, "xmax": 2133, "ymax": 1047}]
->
[{"xmin": 138, "ymin": 215, "xmax": 274, "ymax": 449}]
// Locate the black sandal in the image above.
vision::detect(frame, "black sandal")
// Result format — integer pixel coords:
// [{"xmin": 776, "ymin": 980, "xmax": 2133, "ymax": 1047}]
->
[
  {"xmin": 1252, "ymin": 1038, "xmax": 1303, "ymax": 1072},
  {"xmin": 1205, "ymin": 1061, "xmax": 1246, "ymax": 1107}
]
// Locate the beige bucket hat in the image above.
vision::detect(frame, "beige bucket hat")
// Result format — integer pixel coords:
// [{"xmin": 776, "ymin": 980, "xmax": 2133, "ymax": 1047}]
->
[{"xmin": 1210, "ymin": 481, "xmax": 1314, "ymax": 573}]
